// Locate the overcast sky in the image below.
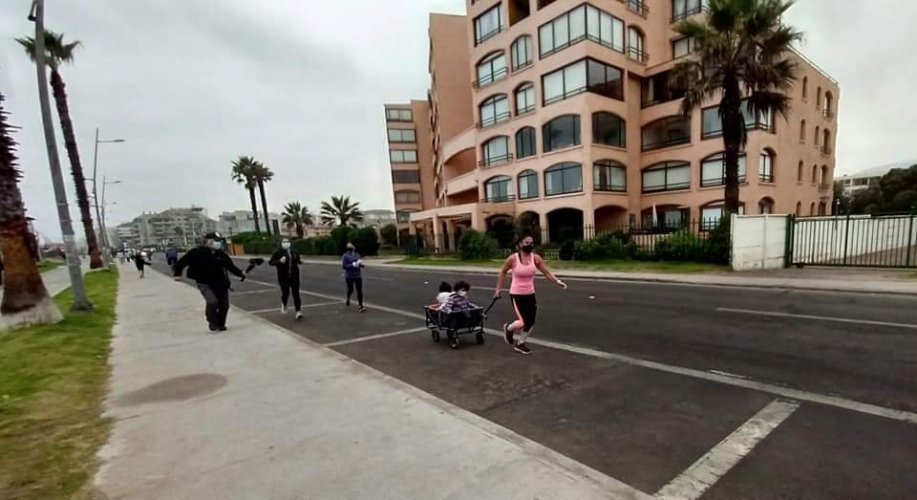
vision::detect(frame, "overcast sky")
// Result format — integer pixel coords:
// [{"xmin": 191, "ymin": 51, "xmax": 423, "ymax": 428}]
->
[{"xmin": 1, "ymin": 0, "xmax": 915, "ymax": 242}]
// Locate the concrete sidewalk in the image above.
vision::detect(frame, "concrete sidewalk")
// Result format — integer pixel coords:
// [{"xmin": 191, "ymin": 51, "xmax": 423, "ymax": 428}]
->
[
  {"xmin": 94, "ymin": 270, "xmax": 647, "ymax": 499},
  {"xmin": 238, "ymin": 255, "xmax": 917, "ymax": 296}
]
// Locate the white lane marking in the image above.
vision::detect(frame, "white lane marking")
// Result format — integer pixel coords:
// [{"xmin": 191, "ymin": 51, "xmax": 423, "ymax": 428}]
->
[
  {"xmin": 246, "ymin": 301, "xmax": 340, "ymax": 315},
  {"xmin": 324, "ymin": 327, "xmax": 429, "ymax": 348},
  {"xmin": 232, "ymin": 289, "xmax": 275, "ymax": 296},
  {"xmin": 655, "ymin": 399, "xmax": 799, "ymax": 500},
  {"xmin": 245, "ymin": 278, "xmax": 917, "ymax": 425},
  {"xmin": 717, "ymin": 307, "xmax": 917, "ymax": 330}
]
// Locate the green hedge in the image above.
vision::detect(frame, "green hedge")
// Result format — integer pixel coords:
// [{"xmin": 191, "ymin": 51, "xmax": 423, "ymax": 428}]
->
[{"xmin": 458, "ymin": 229, "xmax": 499, "ymax": 260}]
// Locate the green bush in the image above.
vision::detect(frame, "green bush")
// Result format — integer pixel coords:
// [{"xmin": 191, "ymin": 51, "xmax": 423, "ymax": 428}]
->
[
  {"xmin": 291, "ymin": 238, "xmax": 315, "ymax": 256},
  {"xmin": 559, "ymin": 240, "xmax": 575, "ymax": 261},
  {"xmin": 315, "ymin": 236, "xmax": 338, "ymax": 255},
  {"xmin": 706, "ymin": 218, "xmax": 731, "ymax": 264},
  {"xmin": 380, "ymin": 224, "xmax": 398, "ymax": 247},
  {"xmin": 458, "ymin": 229, "xmax": 499, "ymax": 260},
  {"xmin": 654, "ymin": 229, "xmax": 708, "ymax": 262},
  {"xmin": 330, "ymin": 226, "xmax": 355, "ymax": 254},
  {"xmin": 572, "ymin": 234, "xmax": 635, "ymax": 261},
  {"xmin": 241, "ymin": 232, "xmax": 281, "ymax": 255},
  {"xmin": 352, "ymin": 227, "xmax": 381, "ymax": 256}
]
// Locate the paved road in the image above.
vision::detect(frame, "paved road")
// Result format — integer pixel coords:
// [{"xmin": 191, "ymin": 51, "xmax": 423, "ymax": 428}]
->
[{"xmin": 151, "ymin": 257, "xmax": 917, "ymax": 499}]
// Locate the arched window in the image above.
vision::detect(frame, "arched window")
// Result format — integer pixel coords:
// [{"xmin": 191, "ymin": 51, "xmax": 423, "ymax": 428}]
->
[
  {"xmin": 476, "ymin": 51, "xmax": 507, "ymax": 87},
  {"xmin": 544, "ymin": 162, "xmax": 583, "ymax": 196},
  {"xmin": 511, "ymin": 35, "xmax": 533, "ymax": 71},
  {"xmin": 643, "ymin": 161, "xmax": 690, "ymax": 193},
  {"xmin": 759, "ymin": 197, "xmax": 775, "ymax": 215},
  {"xmin": 818, "ymin": 201, "xmax": 827, "ymax": 216},
  {"xmin": 592, "ymin": 112, "xmax": 626, "ymax": 148},
  {"xmin": 802, "ymin": 76, "xmax": 808, "ymax": 100},
  {"xmin": 394, "ymin": 190, "xmax": 421, "ymax": 204},
  {"xmin": 542, "ymin": 114, "xmax": 581, "ymax": 152},
  {"xmin": 811, "ymin": 164, "xmax": 818, "ymax": 185},
  {"xmin": 594, "ymin": 160, "xmax": 626, "ymax": 192},
  {"xmin": 810, "ymin": 202, "xmax": 816, "ymax": 216},
  {"xmin": 518, "ymin": 169, "xmax": 539, "ymax": 199},
  {"xmin": 814, "ymin": 125, "xmax": 820, "ymax": 146},
  {"xmin": 700, "ymin": 200, "xmax": 746, "ymax": 230},
  {"xmin": 820, "ymin": 165, "xmax": 829, "ymax": 185},
  {"xmin": 515, "ymin": 83, "xmax": 535, "ymax": 115},
  {"xmin": 479, "ymin": 94, "xmax": 509, "ymax": 128},
  {"xmin": 816, "ymin": 86, "xmax": 823, "ymax": 108},
  {"xmin": 795, "ymin": 201, "xmax": 802, "ymax": 216},
  {"xmin": 515, "ymin": 127, "xmax": 536, "ymax": 159},
  {"xmin": 627, "ymin": 27, "xmax": 646, "ymax": 61},
  {"xmin": 701, "ymin": 152, "xmax": 747, "ymax": 187},
  {"xmin": 485, "ymin": 175, "xmax": 514, "ymax": 203},
  {"xmin": 797, "ymin": 161, "xmax": 804, "ymax": 182},
  {"xmin": 800, "ymin": 119, "xmax": 806, "ymax": 143},
  {"xmin": 824, "ymin": 91, "xmax": 834, "ymax": 117},
  {"xmin": 822, "ymin": 129, "xmax": 831, "ymax": 154},
  {"xmin": 759, "ymin": 148, "xmax": 775, "ymax": 183},
  {"xmin": 642, "ymin": 116, "xmax": 691, "ymax": 151},
  {"xmin": 481, "ymin": 136, "xmax": 511, "ymax": 167}
]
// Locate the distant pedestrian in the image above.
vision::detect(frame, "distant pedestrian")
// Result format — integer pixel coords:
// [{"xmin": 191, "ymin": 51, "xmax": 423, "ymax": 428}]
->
[
  {"xmin": 493, "ymin": 234, "xmax": 567, "ymax": 355},
  {"xmin": 173, "ymin": 232, "xmax": 246, "ymax": 332},
  {"xmin": 166, "ymin": 245, "xmax": 179, "ymax": 267},
  {"xmin": 134, "ymin": 249, "xmax": 151, "ymax": 278},
  {"xmin": 269, "ymin": 238, "xmax": 303, "ymax": 320},
  {"xmin": 341, "ymin": 242, "xmax": 366, "ymax": 312}
]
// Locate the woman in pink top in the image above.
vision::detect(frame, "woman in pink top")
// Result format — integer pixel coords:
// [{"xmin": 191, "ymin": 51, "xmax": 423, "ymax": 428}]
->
[{"xmin": 494, "ymin": 235, "xmax": 567, "ymax": 355}]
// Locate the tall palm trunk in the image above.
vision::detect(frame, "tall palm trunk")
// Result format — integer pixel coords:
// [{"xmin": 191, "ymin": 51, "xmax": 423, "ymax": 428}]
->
[
  {"xmin": 721, "ymin": 75, "xmax": 743, "ymax": 216},
  {"xmin": 258, "ymin": 180, "xmax": 271, "ymax": 235},
  {"xmin": 0, "ymin": 91, "xmax": 63, "ymax": 328},
  {"xmin": 248, "ymin": 187, "xmax": 261, "ymax": 233},
  {"xmin": 48, "ymin": 69, "xmax": 102, "ymax": 268}
]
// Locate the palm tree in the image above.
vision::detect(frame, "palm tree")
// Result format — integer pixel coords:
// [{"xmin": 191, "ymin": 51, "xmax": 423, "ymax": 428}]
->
[
  {"xmin": 0, "ymin": 91, "xmax": 63, "ymax": 329},
  {"xmin": 17, "ymin": 31, "xmax": 103, "ymax": 269},
  {"xmin": 320, "ymin": 195, "xmax": 363, "ymax": 227},
  {"xmin": 672, "ymin": 0, "xmax": 801, "ymax": 215},
  {"xmin": 281, "ymin": 202, "xmax": 314, "ymax": 239},
  {"xmin": 231, "ymin": 156, "xmax": 260, "ymax": 233},
  {"xmin": 252, "ymin": 161, "xmax": 274, "ymax": 235}
]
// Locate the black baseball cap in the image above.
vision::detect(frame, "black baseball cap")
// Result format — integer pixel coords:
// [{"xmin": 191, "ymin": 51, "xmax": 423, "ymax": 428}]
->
[{"xmin": 204, "ymin": 232, "xmax": 223, "ymax": 240}]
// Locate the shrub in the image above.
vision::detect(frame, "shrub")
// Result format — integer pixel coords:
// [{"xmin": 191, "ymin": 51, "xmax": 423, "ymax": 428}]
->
[
  {"xmin": 594, "ymin": 233, "xmax": 634, "ymax": 259},
  {"xmin": 573, "ymin": 239, "xmax": 602, "ymax": 260},
  {"xmin": 458, "ymin": 229, "xmax": 499, "ymax": 260},
  {"xmin": 380, "ymin": 224, "xmax": 398, "ymax": 247},
  {"xmin": 654, "ymin": 229, "xmax": 708, "ymax": 262},
  {"xmin": 706, "ymin": 218, "xmax": 731, "ymax": 264},
  {"xmin": 559, "ymin": 240, "xmax": 575, "ymax": 261},
  {"xmin": 291, "ymin": 238, "xmax": 315, "ymax": 256},
  {"xmin": 330, "ymin": 226, "xmax": 356, "ymax": 254},
  {"xmin": 315, "ymin": 236, "xmax": 338, "ymax": 255},
  {"xmin": 352, "ymin": 227, "xmax": 381, "ymax": 256},
  {"xmin": 240, "ymin": 233, "xmax": 281, "ymax": 255}
]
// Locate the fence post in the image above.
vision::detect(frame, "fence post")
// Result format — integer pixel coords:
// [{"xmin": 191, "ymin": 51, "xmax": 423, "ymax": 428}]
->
[
  {"xmin": 783, "ymin": 214, "xmax": 795, "ymax": 268},
  {"xmin": 907, "ymin": 214, "xmax": 915, "ymax": 268},
  {"xmin": 842, "ymin": 214, "xmax": 851, "ymax": 265}
]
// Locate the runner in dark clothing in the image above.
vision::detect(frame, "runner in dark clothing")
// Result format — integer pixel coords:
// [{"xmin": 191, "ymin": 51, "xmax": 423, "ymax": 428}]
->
[
  {"xmin": 269, "ymin": 238, "xmax": 303, "ymax": 320},
  {"xmin": 173, "ymin": 232, "xmax": 245, "ymax": 332}
]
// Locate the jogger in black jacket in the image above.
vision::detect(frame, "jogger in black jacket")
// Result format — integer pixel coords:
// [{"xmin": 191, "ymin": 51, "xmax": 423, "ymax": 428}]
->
[
  {"xmin": 269, "ymin": 239, "xmax": 303, "ymax": 320},
  {"xmin": 173, "ymin": 232, "xmax": 245, "ymax": 332}
]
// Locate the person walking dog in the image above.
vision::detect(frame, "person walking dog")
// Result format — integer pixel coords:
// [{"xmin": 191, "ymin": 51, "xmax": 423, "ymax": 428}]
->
[
  {"xmin": 269, "ymin": 238, "xmax": 303, "ymax": 320},
  {"xmin": 341, "ymin": 242, "xmax": 366, "ymax": 312},
  {"xmin": 494, "ymin": 234, "xmax": 566, "ymax": 355}
]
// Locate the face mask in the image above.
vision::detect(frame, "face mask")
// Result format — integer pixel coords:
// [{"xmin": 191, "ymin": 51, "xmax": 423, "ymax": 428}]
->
[
  {"xmin": 281, "ymin": 243, "xmax": 291, "ymax": 250},
  {"xmin": 521, "ymin": 244, "xmax": 534, "ymax": 253},
  {"xmin": 212, "ymin": 241, "xmax": 223, "ymax": 251},
  {"xmin": 457, "ymin": 290, "xmax": 467, "ymax": 297}
]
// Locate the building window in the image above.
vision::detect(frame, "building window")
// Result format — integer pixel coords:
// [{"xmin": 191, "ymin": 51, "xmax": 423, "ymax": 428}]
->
[
  {"xmin": 538, "ymin": 4, "xmax": 625, "ymax": 58},
  {"xmin": 822, "ymin": 129, "xmax": 832, "ymax": 154},
  {"xmin": 511, "ymin": 35, "xmax": 533, "ymax": 71},
  {"xmin": 814, "ymin": 126, "xmax": 820, "ymax": 146},
  {"xmin": 479, "ymin": 94, "xmax": 510, "ymax": 128},
  {"xmin": 542, "ymin": 58, "xmax": 623, "ymax": 106},
  {"xmin": 811, "ymin": 164, "xmax": 818, "ymax": 185},
  {"xmin": 396, "ymin": 209, "xmax": 417, "ymax": 223},
  {"xmin": 394, "ymin": 190, "xmax": 421, "ymax": 203},
  {"xmin": 387, "ymin": 129, "xmax": 416, "ymax": 143},
  {"xmin": 485, "ymin": 175, "xmax": 514, "ymax": 202},
  {"xmin": 823, "ymin": 91, "xmax": 834, "ymax": 118},
  {"xmin": 593, "ymin": 160, "xmax": 626, "ymax": 192},
  {"xmin": 509, "ymin": 0, "xmax": 531, "ymax": 25},
  {"xmin": 799, "ymin": 119, "xmax": 806, "ymax": 143},
  {"xmin": 385, "ymin": 109, "xmax": 412, "ymax": 122},
  {"xmin": 816, "ymin": 86, "xmax": 822, "ymax": 108},
  {"xmin": 627, "ymin": 27, "xmax": 646, "ymax": 61},
  {"xmin": 701, "ymin": 202, "xmax": 745, "ymax": 229},
  {"xmin": 538, "ymin": 0, "xmax": 557, "ymax": 8},
  {"xmin": 642, "ymin": 116, "xmax": 691, "ymax": 151},
  {"xmin": 795, "ymin": 202, "xmax": 801, "ymax": 216},
  {"xmin": 515, "ymin": 127, "xmax": 537, "ymax": 159},
  {"xmin": 542, "ymin": 114, "xmax": 581, "ymax": 152},
  {"xmin": 592, "ymin": 112, "xmax": 626, "ymax": 148},
  {"xmin": 628, "ymin": 0, "xmax": 649, "ymax": 17},
  {"xmin": 701, "ymin": 152, "xmax": 747, "ymax": 187},
  {"xmin": 389, "ymin": 150, "xmax": 418, "ymax": 163},
  {"xmin": 474, "ymin": 5, "xmax": 503, "ymax": 46},
  {"xmin": 476, "ymin": 51, "xmax": 507, "ymax": 87},
  {"xmin": 643, "ymin": 161, "xmax": 691, "ymax": 193},
  {"xmin": 482, "ymin": 136, "xmax": 511, "ymax": 167},
  {"xmin": 391, "ymin": 170, "xmax": 420, "ymax": 184},
  {"xmin": 820, "ymin": 165, "xmax": 829, "ymax": 186},
  {"xmin": 797, "ymin": 160, "xmax": 804, "ymax": 182},
  {"xmin": 515, "ymin": 83, "xmax": 536, "ymax": 115},
  {"xmin": 518, "ymin": 169, "xmax": 539, "ymax": 199},
  {"xmin": 702, "ymin": 100, "xmax": 773, "ymax": 138},
  {"xmin": 759, "ymin": 198, "xmax": 775, "ymax": 214},
  {"xmin": 545, "ymin": 162, "xmax": 583, "ymax": 196},
  {"xmin": 802, "ymin": 76, "xmax": 808, "ymax": 100},
  {"xmin": 759, "ymin": 149, "xmax": 775, "ymax": 183},
  {"xmin": 672, "ymin": 36, "xmax": 695, "ymax": 59},
  {"xmin": 810, "ymin": 202, "xmax": 816, "ymax": 216},
  {"xmin": 642, "ymin": 71, "xmax": 685, "ymax": 107},
  {"xmin": 672, "ymin": 0, "xmax": 702, "ymax": 22}
]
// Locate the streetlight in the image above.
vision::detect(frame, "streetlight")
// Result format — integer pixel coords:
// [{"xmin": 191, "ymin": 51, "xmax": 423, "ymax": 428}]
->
[{"xmin": 91, "ymin": 127, "xmax": 125, "ymax": 265}]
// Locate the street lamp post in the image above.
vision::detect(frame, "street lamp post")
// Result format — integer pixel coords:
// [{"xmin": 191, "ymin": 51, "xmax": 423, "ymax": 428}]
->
[{"xmin": 91, "ymin": 127, "xmax": 125, "ymax": 266}]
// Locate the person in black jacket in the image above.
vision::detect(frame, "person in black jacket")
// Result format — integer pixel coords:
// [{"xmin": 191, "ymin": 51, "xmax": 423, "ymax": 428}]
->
[
  {"xmin": 172, "ymin": 232, "xmax": 246, "ymax": 332},
  {"xmin": 269, "ymin": 238, "xmax": 303, "ymax": 320}
]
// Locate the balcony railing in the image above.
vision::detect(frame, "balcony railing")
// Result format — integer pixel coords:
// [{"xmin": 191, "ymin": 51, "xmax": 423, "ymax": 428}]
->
[
  {"xmin": 473, "ymin": 67, "xmax": 509, "ymax": 88},
  {"xmin": 671, "ymin": 5, "xmax": 703, "ymax": 23},
  {"xmin": 822, "ymin": 108, "xmax": 835, "ymax": 119},
  {"xmin": 759, "ymin": 174, "xmax": 774, "ymax": 183},
  {"xmin": 478, "ymin": 111, "xmax": 511, "ymax": 128},
  {"xmin": 626, "ymin": 46, "xmax": 648, "ymax": 63},
  {"xmin": 478, "ymin": 153, "xmax": 514, "ymax": 168},
  {"xmin": 481, "ymin": 194, "xmax": 516, "ymax": 204},
  {"xmin": 627, "ymin": 0, "xmax": 649, "ymax": 18},
  {"xmin": 818, "ymin": 183, "xmax": 830, "ymax": 193}
]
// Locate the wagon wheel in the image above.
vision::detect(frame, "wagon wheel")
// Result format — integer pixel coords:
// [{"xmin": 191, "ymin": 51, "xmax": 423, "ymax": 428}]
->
[
  {"xmin": 431, "ymin": 330, "xmax": 441, "ymax": 343},
  {"xmin": 448, "ymin": 331, "xmax": 460, "ymax": 349}
]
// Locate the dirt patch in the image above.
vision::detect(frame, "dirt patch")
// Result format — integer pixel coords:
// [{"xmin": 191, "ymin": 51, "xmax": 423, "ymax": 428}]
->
[{"xmin": 115, "ymin": 373, "xmax": 227, "ymax": 406}]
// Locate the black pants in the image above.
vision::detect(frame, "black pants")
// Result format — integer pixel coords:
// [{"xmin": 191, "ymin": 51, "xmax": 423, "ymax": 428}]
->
[
  {"xmin": 197, "ymin": 283, "xmax": 230, "ymax": 328},
  {"xmin": 280, "ymin": 275, "xmax": 302, "ymax": 311},
  {"xmin": 346, "ymin": 278, "xmax": 363, "ymax": 306},
  {"xmin": 510, "ymin": 294, "xmax": 537, "ymax": 332}
]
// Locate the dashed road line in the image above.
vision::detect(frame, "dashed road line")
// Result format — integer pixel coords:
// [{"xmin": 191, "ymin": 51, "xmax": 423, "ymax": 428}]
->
[
  {"xmin": 717, "ymin": 307, "xmax": 917, "ymax": 330},
  {"xmin": 655, "ymin": 399, "xmax": 799, "ymax": 500},
  {"xmin": 324, "ymin": 327, "xmax": 429, "ymax": 348},
  {"xmin": 244, "ymin": 301, "xmax": 341, "ymax": 315}
]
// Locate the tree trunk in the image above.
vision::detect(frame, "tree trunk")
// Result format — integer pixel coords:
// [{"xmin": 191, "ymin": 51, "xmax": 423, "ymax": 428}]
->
[
  {"xmin": 258, "ymin": 180, "xmax": 271, "ymax": 235},
  {"xmin": 248, "ymin": 187, "xmax": 260, "ymax": 233},
  {"xmin": 296, "ymin": 223, "xmax": 303, "ymax": 239},
  {"xmin": 720, "ymin": 75, "xmax": 744, "ymax": 216},
  {"xmin": 49, "ymin": 70, "xmax": 102, "ymax": 269}
]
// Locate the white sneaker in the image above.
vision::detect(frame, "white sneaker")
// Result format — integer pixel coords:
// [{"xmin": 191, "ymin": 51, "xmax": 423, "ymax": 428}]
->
[
  {"xmin": 281, "ymin": 305, "xmax": 288, "ymax": 314},
  {"xmin": 295, "ymin": 311, "xmax": 303, "ymax": 320}
]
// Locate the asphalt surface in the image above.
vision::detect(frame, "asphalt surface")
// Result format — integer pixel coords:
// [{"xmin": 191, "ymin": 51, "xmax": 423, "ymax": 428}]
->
[{"xmin": 151, "ymin": 256, "xmax": 917, "ymax": 499}]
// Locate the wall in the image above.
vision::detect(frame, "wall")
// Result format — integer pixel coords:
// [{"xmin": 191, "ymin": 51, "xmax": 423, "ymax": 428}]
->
[{"xmin": 730, "ymin": 214, "xmax": 789, "ymax": 271}]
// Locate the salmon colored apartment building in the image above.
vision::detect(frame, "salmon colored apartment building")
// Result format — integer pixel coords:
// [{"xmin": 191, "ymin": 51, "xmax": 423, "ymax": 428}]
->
[{"xmin": 385, "ymin": 0, "xmax": 839, "ymax": 250}]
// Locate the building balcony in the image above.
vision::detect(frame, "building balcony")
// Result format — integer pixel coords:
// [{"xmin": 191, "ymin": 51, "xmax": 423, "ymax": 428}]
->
[
  {"xmin": 625, "ymin": 0, "xmax": 649, "ymax": 18},
  {"xmin": 445, "ymin": 170, "xmax": 478, "ymax": 196}
]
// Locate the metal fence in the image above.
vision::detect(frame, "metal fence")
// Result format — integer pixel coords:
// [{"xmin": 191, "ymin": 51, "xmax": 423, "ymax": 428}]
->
[{"xmin": 791, "ymin": 214, "xmax": 917, "ymax": 268}]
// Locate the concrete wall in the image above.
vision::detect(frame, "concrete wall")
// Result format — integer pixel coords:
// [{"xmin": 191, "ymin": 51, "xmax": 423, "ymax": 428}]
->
[{"xmin": 730, "ymin": 214, "xmax": 790, "ymax": 271}]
